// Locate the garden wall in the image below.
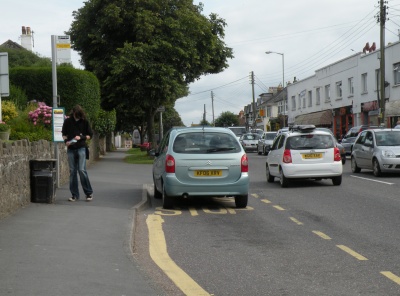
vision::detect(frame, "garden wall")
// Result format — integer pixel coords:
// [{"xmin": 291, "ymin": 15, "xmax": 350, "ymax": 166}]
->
[{"xmin": 0, "ymin": 133, "xmax": 104, "ymax": 219}]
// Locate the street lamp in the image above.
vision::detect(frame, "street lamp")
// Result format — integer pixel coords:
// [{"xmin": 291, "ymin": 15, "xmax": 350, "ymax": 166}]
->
[{"xmin": 266, "ymin": 51, "xmax": 285, "ymax": 127}]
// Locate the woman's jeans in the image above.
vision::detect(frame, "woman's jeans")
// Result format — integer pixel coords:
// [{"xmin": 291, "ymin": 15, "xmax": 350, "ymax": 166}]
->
[{"xmin": 67, "ymin": 147, "xmax": 93, "ymax": 198}]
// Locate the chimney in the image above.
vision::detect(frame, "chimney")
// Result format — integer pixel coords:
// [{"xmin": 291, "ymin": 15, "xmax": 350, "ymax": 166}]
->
[{"xmin": 21, "ymin": 25, "xmax": 33, "ymax": 51}]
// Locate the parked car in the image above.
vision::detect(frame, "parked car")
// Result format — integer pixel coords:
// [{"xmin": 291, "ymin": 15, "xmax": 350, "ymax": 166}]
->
[
  {"xmin": 315, "ymin": 128, "xmax": 346, "ymax": 164},
  {"xmin": 257, "ymin": 131, "xmax": 277, "ymax": 155},
  {"xmin": 239, "ymin": 133, "xmax": 260, "ymax": 152},
  {"xmin": 351, "ymin": 128, "xmax": 400, "ymax": 176},
  {"xmin": 266, "ymin": 125, "xmax": 343, "ymax": 187},
  {"xmin": 152, "ymin": 126, "xmax": 249, "ymax": 209},
  {"xmin": 340, "ymin": 125, "xmax": 370, "ymax": 155}
]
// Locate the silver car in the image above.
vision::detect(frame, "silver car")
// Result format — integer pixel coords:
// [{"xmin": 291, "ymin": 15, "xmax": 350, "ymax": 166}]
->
[
  {"xmin": 257, "ymin": 131, "xmax": 277, "ymax": 155},
  {"xmin": 152, "ymin": 126, "xmax": 249, "ymax": 209},
  {"xmin": 351, "ymin": 128, "xmax": 400, "ymax": 176},
  {"xmin": 239, "ymin": 133, "xmax": 260, "ymax": 152}
]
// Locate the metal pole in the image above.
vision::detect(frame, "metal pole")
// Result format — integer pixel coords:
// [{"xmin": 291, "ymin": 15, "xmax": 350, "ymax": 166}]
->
[
  {"xmin": 379, "ymin": 0, "xmax": 386, "ymax": 126},
  {"xmin": 266, "ymin": 51, "xmax": 285, "ymax": 127},
  {"xmin": 282, "ymin": 53, "xmax": 285, "ymax": 127},
  {"xmin": 51, "ymin": 35, "xmax": 60, "ymax": 187},
  {"xmin": 251, "ymin": 71, "xmax": 256, "ymax": 129}
]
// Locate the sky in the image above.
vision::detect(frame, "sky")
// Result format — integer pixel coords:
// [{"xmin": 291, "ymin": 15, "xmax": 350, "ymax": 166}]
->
[{"xmin": 2, "ymin": 0, "xmax": 400, "ymax": 126}]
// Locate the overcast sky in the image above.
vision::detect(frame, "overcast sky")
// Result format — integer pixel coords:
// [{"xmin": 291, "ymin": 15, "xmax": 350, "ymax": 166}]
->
[{"xmin": 2, "ymin": 0, "xmax": 400, "ymax": 126}]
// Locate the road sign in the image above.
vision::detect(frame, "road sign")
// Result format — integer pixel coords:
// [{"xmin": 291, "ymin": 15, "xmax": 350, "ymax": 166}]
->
[
  {"xmin": 0, "ymin": 52, "xmax": 9, "ymax": 97},
  {"xmin": 157, "ymin": 106, "xmax": 165, "ymax": 112}
]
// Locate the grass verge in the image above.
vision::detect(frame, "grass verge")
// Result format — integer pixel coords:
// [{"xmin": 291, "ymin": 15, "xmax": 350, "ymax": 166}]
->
[{"xmin": 124, "ymin": 148, "xmax": 154, "ymax": 164}]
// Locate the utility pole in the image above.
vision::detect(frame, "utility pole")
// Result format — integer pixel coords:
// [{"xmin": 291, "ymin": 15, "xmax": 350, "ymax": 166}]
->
[
  {"xmin": 250, "ymin": 71, "xmax": 256, "ymax": 129},
  {"xmin": 211, "ymin": 91, "xmax": 215, "ymax": 126},
  {"xmin": 203, "ymin": 104, "xmax": 206, "ymax": 124},
  {"xmin": 379, "ymin": 0, "xmax": 387, "ymax": 126}
]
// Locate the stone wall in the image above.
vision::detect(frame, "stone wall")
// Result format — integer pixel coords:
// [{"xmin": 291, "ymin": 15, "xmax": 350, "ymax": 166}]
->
[{"xmin": 0, "ymin": 134, "xmax": 104, "ymax": 219}]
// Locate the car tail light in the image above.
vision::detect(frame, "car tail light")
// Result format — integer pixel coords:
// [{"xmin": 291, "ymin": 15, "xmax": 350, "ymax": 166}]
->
[
  {"xmin": 165, "ymin": 154, "xmax": 175, "ymax": 173},
  {"xmin": 334, "ymin": 147, "xmax": 341, "ymax": 161},
  {"xmin": 241, "ymin": 154, "xmax": 249, "ymax": 172},
  {"xmin": 283, "ymin": 149, "xmax": 292, "ymax": 163}
]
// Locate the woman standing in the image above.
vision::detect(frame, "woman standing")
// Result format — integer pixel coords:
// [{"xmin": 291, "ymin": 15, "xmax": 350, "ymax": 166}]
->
[{"xmin": 62, "ymin": 105, "xmax": 94, "ymax": 202}]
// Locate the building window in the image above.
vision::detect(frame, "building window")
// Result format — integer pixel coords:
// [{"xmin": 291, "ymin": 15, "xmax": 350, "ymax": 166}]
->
[
  {"xmin": 361, "ymin": 73, "xmax": 368, "ymax": 93},
  {"xmin": 278, "ymin": 101, "xmax": 284, "ymax": 114},
  {"xmin": 325, "ymin": 85, "xmax": 330, "ymax": 102},
  {"xmin": 348, "ymin": 77, "xmax": 354, "ymax": 96},
  {"xmin": 298, "ymin": 96, "xmax": 301, "ymax": 109},
  {"xmin": 302, "ymin": 96, "xmax": 306, "ymax": 108},
  {"xmin": 267, "ymin": 106, "xmax": 272, "ymax": 117},
  {"xmin": 394, "ymin": 63, "xmax": 400, "ymax": 85},
  {"xmin": 308, "ymin": 91, "xmax": 312, "ymax": 107},
  {"xmin": 291, "ymin": 96, "xmax": 296, "ymax": 110},
  {"xmin": 316, "ymin": 87, "xmax": 321, "ymax": 105},
  {"xmin": 336, "ymin": 81, "xmax": 342, "ymax": 99}
]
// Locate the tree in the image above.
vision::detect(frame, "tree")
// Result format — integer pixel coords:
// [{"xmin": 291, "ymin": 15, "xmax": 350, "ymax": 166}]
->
[
  {"xmin": 214, "ymin": 111, "xmax": 240, "ymax": 127},
  {"xmin": 67, "ymin": 0, "xmax": 233, "ymax": 146}
]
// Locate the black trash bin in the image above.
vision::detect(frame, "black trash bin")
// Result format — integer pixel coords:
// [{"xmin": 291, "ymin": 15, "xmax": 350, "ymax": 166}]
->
[{"xmin": 30, "ymin": 159, "xmax": 57, "ymax": 203}]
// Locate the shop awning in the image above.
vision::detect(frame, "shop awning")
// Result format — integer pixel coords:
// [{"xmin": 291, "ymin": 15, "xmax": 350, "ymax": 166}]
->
[{"xmin": 294, "ymin": 110, "xmax": 332, "ymax": 126}]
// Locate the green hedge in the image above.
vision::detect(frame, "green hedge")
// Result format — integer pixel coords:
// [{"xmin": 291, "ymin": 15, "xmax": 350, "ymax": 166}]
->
[{"xmin": 9, "ymin": 67, "xmax": 101, "ymax": 121}]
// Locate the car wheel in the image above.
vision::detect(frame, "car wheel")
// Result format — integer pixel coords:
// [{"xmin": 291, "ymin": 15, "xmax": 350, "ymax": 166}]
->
[
  {"xmin": 342, "ymin": 155, "xmax": 346, "ymax": 165},
  {"xmin": 332, "ymin": 175, "xmax": 342, "ymax": 186},
  {"xmin": 351, "ymin": 157, "xmax": 361, "ymax": 173},
  {"xmin": 153, "ymin": 180, "xmax": 162, "ymax": 199},
  {"xmin": 235, "ymin": 195, "xmax": 248, "ymax": 208},
  {"xmin": 373, "ymin": 159, "xmax": 382, "ymax": 177},
  {"xmin": 263, "ymin": 147, "xmax": 267, "ymax": 155},
  {"xmin": 162, "ymin": 183, "xmax": 173, "ymax": 209},
  {"xmin": 266, "ymin": 163, "xmax": 275, "ymax": 183},
  {"xmin": 279, "ymin": 169, "xmax": 289, "ymax": 188},
  {"xmin": 257, "ymin": 146, "xmax": 262, "ymax": 155}
]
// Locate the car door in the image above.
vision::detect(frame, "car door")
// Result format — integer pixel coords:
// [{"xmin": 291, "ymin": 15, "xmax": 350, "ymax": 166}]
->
[
  {"xmin": 267, "ymin": 134, "xmax": 285, "ymax": 176},
  {"xmin": 152, "ymin": 131, "xmax": 171, "ymax": 189},
  {"xmin": 356, "ymin": 131, "xmax": 374, "ymax": 168}
]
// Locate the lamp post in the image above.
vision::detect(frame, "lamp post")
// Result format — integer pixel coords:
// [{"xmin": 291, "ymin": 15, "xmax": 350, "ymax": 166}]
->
[{"xmin": 266, "ymin": 51, "xmax": 285, "ymax": 127}]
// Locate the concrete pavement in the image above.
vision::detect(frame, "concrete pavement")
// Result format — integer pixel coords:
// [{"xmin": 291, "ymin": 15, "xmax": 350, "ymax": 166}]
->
[{"xmin": 0, "ymin": 149, "xmax": 163, "ymax": 296}]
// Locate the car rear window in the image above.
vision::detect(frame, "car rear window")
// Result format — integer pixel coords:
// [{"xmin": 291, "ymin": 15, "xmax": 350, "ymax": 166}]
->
[
  {"xmin": 286, "ymin": 134, "xmax": 334, "ymax": 150},
  {"xmin": 173, "ymin": 132, "xmax": 241, "ymax": 154}
]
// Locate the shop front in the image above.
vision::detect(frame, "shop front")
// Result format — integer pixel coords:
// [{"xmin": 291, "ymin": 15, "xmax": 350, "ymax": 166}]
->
[{"xmin": 332, "ymin": 105, "xmax": 353, "ymax": 139}]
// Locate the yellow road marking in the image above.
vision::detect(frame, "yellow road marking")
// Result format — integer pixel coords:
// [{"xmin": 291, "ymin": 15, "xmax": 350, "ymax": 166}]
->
[
  {"xmin": 381, "ymin": 271, "xmax": 400, "ymax": 285},
  {"xmin": 312, "ymin": 231, "xmax": 331, "ymax": 240},
  {"xmin": 146, "ymin": 214, "xmax": 210, "ymax": 295},
  {"xmin": 289, "ymin": 217, "xmax": 303, "ymax": 225},
  {"xmin": 273, "ymin": 205, "xmax": 285, "ymax": 211},
  {"xmin": 336, "ymin": 245, "xmax": 368, "ymax": 260},
  {"xmin": 203, "ymin": 207, "xmax": 227, "ymax": 214},
  {"xmin": 261, "ymin": 199, "xmax": 271, "ymax": 204},
  {"xmin": 189, "ymin": 207, "xmax": 198, "ymax": 216},
  {"xmin": 251, "ymin": 193, "xmax": 259, "ymax": 198}
]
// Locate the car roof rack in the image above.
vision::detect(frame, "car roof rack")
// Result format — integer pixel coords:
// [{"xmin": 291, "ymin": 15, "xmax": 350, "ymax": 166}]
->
[{"xmin": 289, "ymin": 125, "xmax": 316, "ymax": 133}]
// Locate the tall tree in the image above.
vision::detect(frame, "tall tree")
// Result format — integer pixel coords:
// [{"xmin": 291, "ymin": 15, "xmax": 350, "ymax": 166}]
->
[
  {"xmin": 67, "ymin": 0, "xmax": 233, "ymax": 145},
  {"xmin": 214, "ymin": 111, "xmax": 240, "ymax": 127}
]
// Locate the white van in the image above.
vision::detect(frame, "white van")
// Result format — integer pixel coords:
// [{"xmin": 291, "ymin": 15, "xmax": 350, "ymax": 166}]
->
[{"xmin": 227, "ymin": 126, "xmax": 247, "ymax": 139}]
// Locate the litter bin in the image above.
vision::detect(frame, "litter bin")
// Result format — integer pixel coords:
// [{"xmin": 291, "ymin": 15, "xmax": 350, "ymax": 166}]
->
[{"xmin": 30, "ymin": 159, "xmax": 57, "ymax": 203}]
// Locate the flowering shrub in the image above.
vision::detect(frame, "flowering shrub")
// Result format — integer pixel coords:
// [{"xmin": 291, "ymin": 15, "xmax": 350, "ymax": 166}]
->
[
  {"xmin": 28, "ymin": 102, "xmax": 53, "ymax": 127},
  {"xmin": 1, "ymin": 100, "xmax": 18, "ymax": 122},
  {"xmin": 0, "ymin": 121, "xmax": 10, "ymax": 132}
]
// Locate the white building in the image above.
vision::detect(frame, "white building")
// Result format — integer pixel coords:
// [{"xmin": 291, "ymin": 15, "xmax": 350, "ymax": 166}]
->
[{"xmin": 287, "ymin": 40, "xmax": 400, "ymax": 138}]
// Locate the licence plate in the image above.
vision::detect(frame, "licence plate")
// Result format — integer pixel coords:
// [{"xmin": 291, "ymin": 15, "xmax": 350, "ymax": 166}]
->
[
  {"xmin": 194, "ymin": 170, "xmax": 222, "ymax": 177},
  {"xmin": 302, "ymin": 153, "xmax": 322, "ymax": 159}
]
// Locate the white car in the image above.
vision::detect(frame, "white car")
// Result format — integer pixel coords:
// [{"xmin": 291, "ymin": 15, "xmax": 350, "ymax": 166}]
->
[{"xmin": 266, "ymin": 125, "xmax": 343, "ymax": 187}]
